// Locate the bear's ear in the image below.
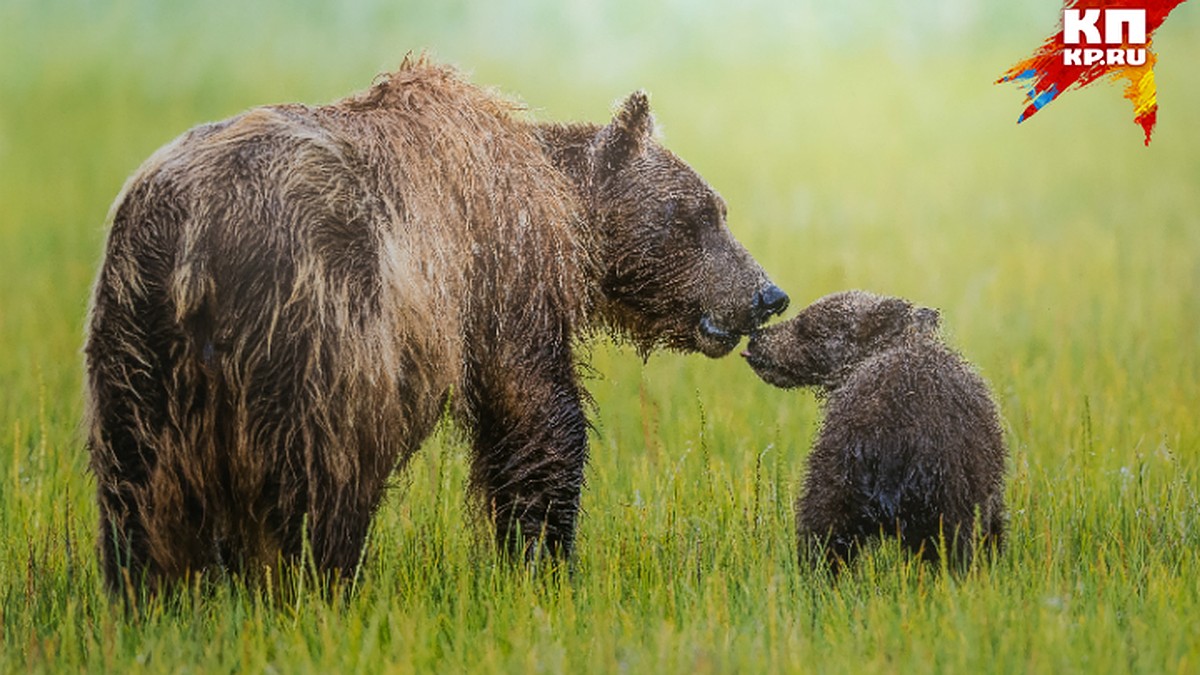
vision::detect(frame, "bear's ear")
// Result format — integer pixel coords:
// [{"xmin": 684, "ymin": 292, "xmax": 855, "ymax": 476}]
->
[
  {"xmin": 593, "ymin": 91, "xmax": 654, "ymax": 173},
  {"xmin": 913, "ymin": 306, "xmax": 941, "ymax": 334},
  {"xmin": 856, "ymin": 297, "xmax": 912, "ymax": 344}
]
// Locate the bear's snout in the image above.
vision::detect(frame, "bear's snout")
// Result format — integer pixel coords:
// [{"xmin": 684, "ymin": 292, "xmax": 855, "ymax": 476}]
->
[
  {"xmin": 742, "ymin": 327, "xmax": 802, "ymax": 389},
  {"xmin": 751, "ymin": 284, "xmax": 790, "ymax": 324}
]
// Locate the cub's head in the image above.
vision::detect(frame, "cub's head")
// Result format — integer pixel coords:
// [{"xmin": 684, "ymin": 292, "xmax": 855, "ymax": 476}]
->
[
  {"xmin": 583, "ymin": 92, "xmax": 788, "ymax": 357},
  {"xmin": 743, "ymin": 290, "xmax": 940, "ymax": 389}
]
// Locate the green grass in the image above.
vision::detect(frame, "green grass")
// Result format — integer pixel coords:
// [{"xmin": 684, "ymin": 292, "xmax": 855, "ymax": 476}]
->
[{"xmin": 3, "ymin": 1, "xmax": 1200, "ymax": 672}]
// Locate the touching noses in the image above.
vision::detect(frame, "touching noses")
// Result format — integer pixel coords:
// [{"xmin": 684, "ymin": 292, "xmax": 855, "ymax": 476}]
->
[{"xmin": 752, "ymin": 284, "xmax": 789, "ymax": 323}]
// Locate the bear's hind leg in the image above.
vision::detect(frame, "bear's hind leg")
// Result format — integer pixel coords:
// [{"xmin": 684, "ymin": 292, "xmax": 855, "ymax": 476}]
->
[
  {"xmin": 300, "ymin": 494, "xmax": 376, "ymax": 585},
  {"xmin": 796, "ymin": 478, "xmax": 864, "ymax": 576},
  {"xmin": 797, "ymin": 527, "xmax": 864, "ymax": 577},
  {"xmin": 89, "ymin": 366, "xmax": 215, "ymax": 599},
  {"xmin": 94, "ymin": 455, "xmax": 216, "ymax": 601},
  {"xmin": 96, "ymin": 484, "xmax": 153, "ymax": 599},
  {"xmin": 276, "ymin": 384, "xmax": 427, "ymax": 585},
  {"xmin": 976, "ymin": 491, "xmax": 1007, "ymax": 563},
  {"xmin": 900, "ymin": 512, "xmax": 977, "ymax": 572}
]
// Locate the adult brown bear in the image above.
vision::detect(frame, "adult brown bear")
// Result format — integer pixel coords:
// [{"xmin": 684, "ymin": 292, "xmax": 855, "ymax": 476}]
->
[{"xmin": 85, "ymin": 56, "xmax": 788, "ymax": 594}]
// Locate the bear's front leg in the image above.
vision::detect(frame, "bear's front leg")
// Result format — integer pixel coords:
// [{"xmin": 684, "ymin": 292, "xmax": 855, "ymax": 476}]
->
[{"xmin": 465, "ymin": 350, "xmax": 588, "ymax": 561}]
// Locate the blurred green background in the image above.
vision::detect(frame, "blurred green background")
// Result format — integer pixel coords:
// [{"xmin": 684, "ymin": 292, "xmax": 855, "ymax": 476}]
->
[
  {"xmin": 2, "ymin": 1, "xmax": 1199, "ymax": 672},
  {"xmin": 3, "ymin": 0, "xmax": 1197, "ymax": 454}
]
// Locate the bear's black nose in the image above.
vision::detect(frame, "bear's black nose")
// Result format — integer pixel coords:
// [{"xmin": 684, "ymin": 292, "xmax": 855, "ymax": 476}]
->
[{"xmin": 753, "ymin": 284, "xmax": 790, "ymax": 320}]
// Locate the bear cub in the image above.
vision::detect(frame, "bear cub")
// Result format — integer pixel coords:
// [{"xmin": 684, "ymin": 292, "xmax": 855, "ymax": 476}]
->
[{"xmin": 743, "ymin": 290, "xmax": 1006, "ymax": 573}]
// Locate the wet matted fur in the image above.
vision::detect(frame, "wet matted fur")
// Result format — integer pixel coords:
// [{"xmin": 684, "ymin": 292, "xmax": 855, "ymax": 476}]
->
[
  {"xmin": 744, "ymin": 291, "xmax": 1006, "ymax": 573},
  {"xmin": 85, "ymin": 56, "xmax": 787, "ymax": 595}
]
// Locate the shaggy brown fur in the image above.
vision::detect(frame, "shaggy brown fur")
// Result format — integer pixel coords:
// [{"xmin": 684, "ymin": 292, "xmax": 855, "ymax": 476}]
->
[
  {"xmin": 743, "ymin": 291, "xmax": 1006, "ymax": 573},
  {"xmin": 85, "ymin": 56, "xmax": 787, "ymax": 595}
]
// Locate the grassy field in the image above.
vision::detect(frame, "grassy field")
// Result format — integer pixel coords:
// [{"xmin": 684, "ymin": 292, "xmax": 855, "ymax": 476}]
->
[{"xmin": 3, "ymin": 1, "xmax": 1199, "ymax": 672}]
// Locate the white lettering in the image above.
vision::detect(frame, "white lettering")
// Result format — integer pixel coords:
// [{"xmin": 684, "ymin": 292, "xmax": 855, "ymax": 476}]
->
[
  {"xmin": 1064, "ymin": 9, "xmax": 1102, "ymax": 44},
  {"xmin": 1063, "ymin": 46, "xmax": 1149, "ymax": 67},
  {"xmin": 1106, "ymin": 9, "xmax": 1147, "ymax": 44}
]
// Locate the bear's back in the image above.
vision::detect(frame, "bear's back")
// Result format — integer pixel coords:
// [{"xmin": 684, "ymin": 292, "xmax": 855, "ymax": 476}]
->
[
  {"xmin": 817, "ymin": 338, "xmax": 1004, "ymax": 488},
  {"xmin": 95, "ymin": 59, "xmax": 600, "ymax": 438}
]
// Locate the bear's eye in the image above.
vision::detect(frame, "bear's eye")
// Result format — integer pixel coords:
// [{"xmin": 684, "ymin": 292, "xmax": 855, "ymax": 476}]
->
[{"xmin": 662, "ymin": 199, "xmax": 679, "ymax": 223}]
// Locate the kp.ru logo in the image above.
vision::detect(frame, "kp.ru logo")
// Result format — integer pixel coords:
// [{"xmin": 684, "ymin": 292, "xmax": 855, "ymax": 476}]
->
[
  {"xmin": 1062, "ymin": 9, "xmax": 1146, "ymax": 66},
  {"xmin": 997, "ymin": 0, "xmax": 1191, "ymax": 145}
]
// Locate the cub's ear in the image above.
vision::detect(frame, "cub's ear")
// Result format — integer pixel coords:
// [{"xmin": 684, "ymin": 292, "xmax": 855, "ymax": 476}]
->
[
  {"xmin": 593, "ymin": 90, "xmax": 654, "ymax": 173},
  {"xmin": 913, "ymin": 306, "xmax": 941, "ymax": 334},
  {"xmin": 856, "ymin": 296, "xmax": 912, "ymax": 344}
]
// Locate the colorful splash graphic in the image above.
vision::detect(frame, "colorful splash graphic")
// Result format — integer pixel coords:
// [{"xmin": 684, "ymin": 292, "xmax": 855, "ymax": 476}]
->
[{"xmin": 997, "ymin": 0, "xmax": 1190, "ymax": 145}]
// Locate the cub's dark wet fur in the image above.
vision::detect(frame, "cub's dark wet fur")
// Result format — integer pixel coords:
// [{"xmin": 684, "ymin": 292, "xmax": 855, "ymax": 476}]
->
[{"xmin": 745, "ymin": 291, "xmax": 1006, "ymax": 573}]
